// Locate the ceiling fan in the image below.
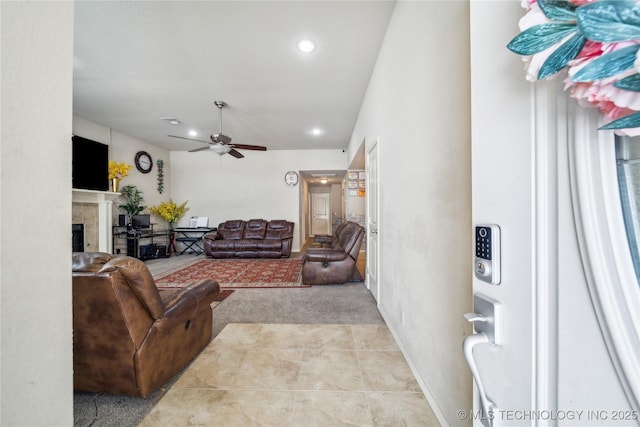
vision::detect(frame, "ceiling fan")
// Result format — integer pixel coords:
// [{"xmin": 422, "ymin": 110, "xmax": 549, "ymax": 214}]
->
[{"xmin": 168, "ymin": 100, "xmax": 267, "ymax": 159}]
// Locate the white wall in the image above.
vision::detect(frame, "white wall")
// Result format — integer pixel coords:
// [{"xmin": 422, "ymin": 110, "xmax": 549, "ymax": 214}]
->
[
  {"xmin": 170, "ymin": 149, "xmax": 346, "ymax": 251},
  {"xmin": 73, "ymin": 116, "xmax": 173, "ymax": 222},
  {"xmin": 347, "ymin": 2, "xmax": 472, "ymax": 425},
  {"xmin": 1, "ymin": 2, "xmax": 74, "ymax": 425}
]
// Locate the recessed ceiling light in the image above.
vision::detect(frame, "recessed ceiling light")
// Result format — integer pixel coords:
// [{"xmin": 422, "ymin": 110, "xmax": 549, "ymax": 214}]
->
[
  {"xmin": 297, "ymin": 39, "xmax": 316, "ymax": 53},
  {"xmin": 188, "ymin": 130, "xmax": 198, "ymax": 137},
  {"xmin": 310, "ymin": 127, "xmax": 323, "ymax": 136},
  {"xmin": 320, "ymin": 178, "xmax": 328, "ymax": 184}
]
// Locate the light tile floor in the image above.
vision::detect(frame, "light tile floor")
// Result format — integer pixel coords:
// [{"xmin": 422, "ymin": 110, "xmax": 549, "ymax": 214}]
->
[{"xmin": 139, "ymin": 323, "xmax": 439, "ymax": 426}]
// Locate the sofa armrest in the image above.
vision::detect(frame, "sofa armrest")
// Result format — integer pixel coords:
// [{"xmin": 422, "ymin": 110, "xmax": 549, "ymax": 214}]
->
[
  {"xmin": 203, "ymin": 232, "xmax": 221, "ymax": 241},
  {"xmin": 155, "ymin": 279, "xmax": 220, "ymax": 331},
  {"xmin": 313, "ymin": 235, "xmax": 334, "ymax": 244},
  {"xmin": 303, "ymin": 249, "xmax": 349, "ymax": 262}
]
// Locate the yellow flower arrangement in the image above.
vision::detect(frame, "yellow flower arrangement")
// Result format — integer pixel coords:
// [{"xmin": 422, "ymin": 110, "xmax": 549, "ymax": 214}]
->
[
  {"xmin": 148, "ymin": 199, "xmax": 189, "ymax": 224},
  {"xmin": 108, "ymin": 161, "xmax": 133, "ymax": 179}
]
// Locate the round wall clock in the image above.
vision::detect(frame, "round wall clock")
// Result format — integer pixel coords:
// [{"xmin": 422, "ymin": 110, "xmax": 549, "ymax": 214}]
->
[
  {"xmin": 284, "ymin": 171, "xmax": 299, "ymax": 186},
  {"xmin": 134, "ymin": 151, "xmax": 153, "ymax": 174}
]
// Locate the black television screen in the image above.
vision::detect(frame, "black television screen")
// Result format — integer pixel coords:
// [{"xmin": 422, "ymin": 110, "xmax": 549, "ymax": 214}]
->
[
  {"xmin": 72, "ymin": 135, "xmax": 109, "ymax": 191},
  {"xmin": 132, "ymin": 214, "xmax": 151, "ymax": 229}
]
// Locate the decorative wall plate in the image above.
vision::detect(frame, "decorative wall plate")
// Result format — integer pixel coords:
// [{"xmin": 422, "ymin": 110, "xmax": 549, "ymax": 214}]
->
[{"xmin": 284, "ymin": 171, "xmax": 299, "ymax": 186}]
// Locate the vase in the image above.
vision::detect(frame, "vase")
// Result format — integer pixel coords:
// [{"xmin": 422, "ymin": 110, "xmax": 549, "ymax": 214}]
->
[{"xmin": 111, "ymin": 178, "xmax": 120, "ymax": 192}]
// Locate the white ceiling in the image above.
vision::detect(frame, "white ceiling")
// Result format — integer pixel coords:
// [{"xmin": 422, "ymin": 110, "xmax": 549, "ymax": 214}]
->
[{"xmin": 73, "ymin": 1, "xmax": 395, "ymax": 153}]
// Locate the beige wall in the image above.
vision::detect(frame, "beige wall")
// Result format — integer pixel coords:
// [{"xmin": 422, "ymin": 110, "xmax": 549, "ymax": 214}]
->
[
  {"xmin": 347, "ymin": 2, "xmax": 472, "ymax": 425},
  {"xmin": 1, "ymin": 2, "xmax": 74, "ymax": 424},
  {"xmin": 169, "ymin": 149, "xmax": 347, "ymax": 251}
]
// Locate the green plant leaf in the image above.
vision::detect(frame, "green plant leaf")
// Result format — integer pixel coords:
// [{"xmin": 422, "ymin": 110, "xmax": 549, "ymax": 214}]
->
[
  {"xmin": 571, "ymin": 44, "xmax": 640, "ymax": 82},
  {"xmin": 507, "ymin": 24, "xmax": 577, "ymax": 55},
  {"xmin": 614, "ymin": 74, "xmax": 640, "ymax": 91},
  {"xmin": 538, "ymin": 0, "xmax": 577, "ymax": 22},
  {"xmin": 539, "ymin": 33, "xmax": 586, "ymax": 79},
  {"xmin": 577, "ymin": 1, "xmax": 640, "ymax": 42},
  {"xmin": 599, "ymin": 111, "xmax": 640, "ymax": 130}
]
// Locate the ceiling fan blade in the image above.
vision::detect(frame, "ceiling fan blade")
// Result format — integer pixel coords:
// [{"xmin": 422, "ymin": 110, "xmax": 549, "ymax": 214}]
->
[
  {"xmin": 228, "ymin": 149, "xmax": 244, "ymax": 159},
  {"xmin": 168, "ymin": 134, "xmax": 211, "ymax": 144},
  {"xmin": 188, "ymin": 146, "xmax": 212, "ymax": 153},
  {"xmin": 231, "ymin": 143, "xmax": 267, "ymax": 151},
  {"xmin": 211, "ymin": 133, "xmax": 232, "ymax": 145}
]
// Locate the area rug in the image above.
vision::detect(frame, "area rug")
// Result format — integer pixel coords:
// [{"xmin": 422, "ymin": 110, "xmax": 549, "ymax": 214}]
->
[{"xmin": 155, "ymin": 258, "xmax": 307, "ymax": 288}]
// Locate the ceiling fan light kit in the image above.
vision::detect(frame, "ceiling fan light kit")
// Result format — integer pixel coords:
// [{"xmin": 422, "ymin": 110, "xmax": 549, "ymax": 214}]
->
[
  {"xmin": 167, "ymin": 100, "xmax": 267, "ymax": 159},
  {"xmin": 210, "ymin": 145, "xmax": 231, "ymax": 155}
]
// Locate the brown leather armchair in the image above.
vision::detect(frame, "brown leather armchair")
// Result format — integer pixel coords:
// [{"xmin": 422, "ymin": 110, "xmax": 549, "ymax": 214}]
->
[
  {"xmin": 302, "ymin": 222, "xmax": 365, "ymax": 285},
  {"xmin": 72, "ymin": 252, "xmax": 220, "ymax": 397},
  {"xmin": 312, "ymin": 221, "xmax": 349, "ymax": 247}
]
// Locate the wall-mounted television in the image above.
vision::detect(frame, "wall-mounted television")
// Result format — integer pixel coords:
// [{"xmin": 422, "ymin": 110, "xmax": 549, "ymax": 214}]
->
[{"xmin": 72, "ymin": 135, "xmax": 109, "ymax": 191}]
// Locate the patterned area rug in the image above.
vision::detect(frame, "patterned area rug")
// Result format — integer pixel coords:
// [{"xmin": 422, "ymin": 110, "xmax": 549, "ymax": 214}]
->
[{"xmin": 155, "ymin": 258, "xmax": 307, "ymax": 288}]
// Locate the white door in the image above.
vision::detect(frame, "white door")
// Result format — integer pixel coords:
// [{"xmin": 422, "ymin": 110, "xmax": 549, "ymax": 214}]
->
[
  {"xmin": 469, "ymin": 4, "xmax": 636, "ymax": 424},
  {"xmin": 311, "ymin": 192, "xmax": 331, "ymax": 236},
  {"xmin": 367, "ymin": 141, "xmax": 379, "ymax": 301}
]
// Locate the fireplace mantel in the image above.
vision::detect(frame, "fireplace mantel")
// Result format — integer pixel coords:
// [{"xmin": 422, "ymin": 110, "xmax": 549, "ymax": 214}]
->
[
  {"xmin": 72, "ymin": 188, "xmax": 120, "ymax": 203},
  {"xmin": 72, "ymin": 189, "xmax": 120, "ymax": 253}
]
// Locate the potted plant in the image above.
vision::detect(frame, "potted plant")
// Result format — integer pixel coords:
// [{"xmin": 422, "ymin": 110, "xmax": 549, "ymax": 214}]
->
[
  {"xmin": 108, "ymin": 161, "xmax": 133, "ymax": 192},
  {"xmin": 118, "ymin": 185, "xmax": 145, "ymax": 226},
  {"xmin": 148, "ymin": 199, "xmax": 189, "ymax": 230}
]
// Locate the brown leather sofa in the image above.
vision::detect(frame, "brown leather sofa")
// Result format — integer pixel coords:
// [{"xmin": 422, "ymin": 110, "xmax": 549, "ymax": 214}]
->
[
  {"xmin": 302, "ymin": 221, "xmax": 365, "ymax": 285},
  {"xmin": 72, "ymin": 252, "xmax": 220, "ymax": 397},
  {"xmin": 203, "ymin": 219, "xmax": 294, "ymax": 258}
]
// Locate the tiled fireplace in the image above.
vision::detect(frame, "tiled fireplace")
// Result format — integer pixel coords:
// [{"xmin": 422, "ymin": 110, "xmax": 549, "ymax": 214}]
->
[{"xmin": 72, "ymin": 189, "xmax": 120, "ymax": 253}]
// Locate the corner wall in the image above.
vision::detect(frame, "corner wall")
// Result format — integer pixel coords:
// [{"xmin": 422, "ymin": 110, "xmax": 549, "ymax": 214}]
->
[
  {"xmin": 348, "ymin": 2, "xmax": 472, "ymax": 425},
  {"xmin": 170, "ymin": 149, "xmax": 347, "ymax": 251},
  {"xmin": 1, "ymin": 2, "xmax": 74, "ymax": 424},
  {"xmin": 73, "ymin": 116, "xmax": 173, "ymax": 221}
]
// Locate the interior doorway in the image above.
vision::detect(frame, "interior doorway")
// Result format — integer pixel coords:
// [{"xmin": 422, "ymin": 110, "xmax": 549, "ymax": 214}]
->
[
  {"xmin": 299, "ymin": 170, "xmax": 347, "ymax": 242},
  {"xmin": 311, "ymin": 192, "xmax": 331, "ymax": 235}
]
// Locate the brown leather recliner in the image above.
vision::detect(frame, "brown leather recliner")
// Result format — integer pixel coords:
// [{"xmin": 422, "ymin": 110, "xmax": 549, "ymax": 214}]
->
[
  {"xmin": 302, "ymin": 222, "xmax": 365, "ymax": 285},
  {"xmin": 311, "ymin": 221, "xmax": 349, "ymax": 247},
  {"xmin": 72, "ymin": 252, "xmax": 220, "ymax": 397}
]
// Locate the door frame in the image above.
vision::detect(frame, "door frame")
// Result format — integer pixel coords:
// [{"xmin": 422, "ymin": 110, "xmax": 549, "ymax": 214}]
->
[{"xmin": 366, "ymin": 139, "xmax": 380, "ymax": 302}]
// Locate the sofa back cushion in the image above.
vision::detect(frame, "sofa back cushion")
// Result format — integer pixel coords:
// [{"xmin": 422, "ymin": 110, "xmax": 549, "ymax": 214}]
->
[
  {"xmin": 265, "ymin": 220, "xmax": 294, "ymax": 240},
  {"xmin": 243, "ymin": 219, "xmax": 267, "ymax": 239},
  {"xmin": 335, "ymin": 222, "xmax": 364, "ymax": 255},
  {"xmin": 72, "ymin": 252, "xmax": 161, "ymax": 349},
  {"xmin": 218, "ymin": 220, "xmax": 245, "ymax": 240},
  {"xmin": 73, "ymin": 252, "xmax": 164, "ymax": 320}
]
